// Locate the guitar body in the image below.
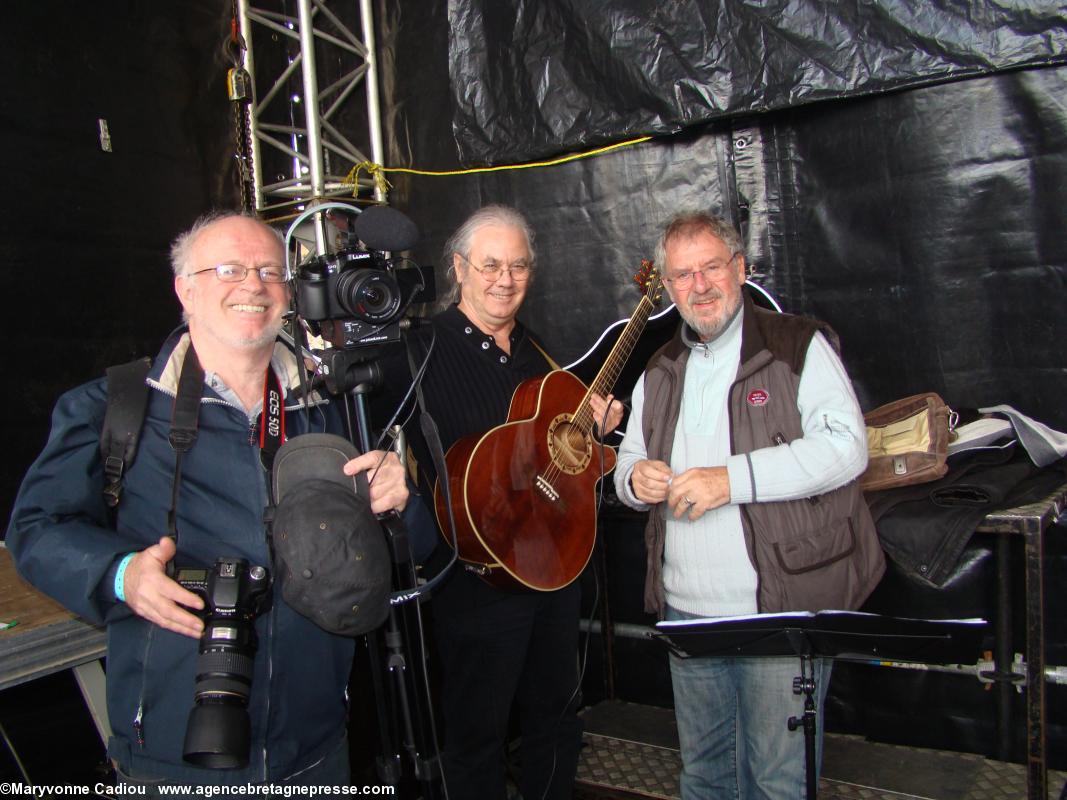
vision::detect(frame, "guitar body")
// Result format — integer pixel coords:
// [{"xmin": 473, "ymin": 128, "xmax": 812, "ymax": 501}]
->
[{"xmin": 433, "ymin": 370, "xmax": 617, "ymax": 591}]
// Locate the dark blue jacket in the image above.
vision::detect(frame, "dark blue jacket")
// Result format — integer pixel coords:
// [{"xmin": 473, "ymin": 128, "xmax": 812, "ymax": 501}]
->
[{"xmin": 6, "ymin": 330, "xmax": 356, "ymax": 782}]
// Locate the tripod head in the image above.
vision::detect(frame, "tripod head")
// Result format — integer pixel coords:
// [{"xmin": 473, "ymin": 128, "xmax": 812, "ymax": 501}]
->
[{"xmin": 315, "ymin": 344, "xmax": 387, "ymax": 400}]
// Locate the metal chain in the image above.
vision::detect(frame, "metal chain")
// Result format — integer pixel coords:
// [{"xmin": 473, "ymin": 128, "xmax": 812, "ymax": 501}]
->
[
  {"xmin": 233, "ymin": 101, "xmax": 254, "ymax": 212},
  {"xmin": 230, "ymin": 0, "xmax": 255, "ymax": 212}
]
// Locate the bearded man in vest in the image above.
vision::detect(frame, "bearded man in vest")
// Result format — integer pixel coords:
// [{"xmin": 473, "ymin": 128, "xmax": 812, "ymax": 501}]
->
[{"xmin": 614, "ymin": 211, "xmax": 885, "ymax": 800}]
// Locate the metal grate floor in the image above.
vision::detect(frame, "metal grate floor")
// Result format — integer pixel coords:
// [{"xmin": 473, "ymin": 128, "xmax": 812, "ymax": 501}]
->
[{"xmin": 574, "ymin": 701, "xmax": 1067, "ymax": 800}]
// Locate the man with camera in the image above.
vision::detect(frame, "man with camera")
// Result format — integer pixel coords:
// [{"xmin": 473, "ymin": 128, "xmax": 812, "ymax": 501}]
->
[{"xmin": 6, "ymin": 211, "xmax": 410, "ymax": 785}]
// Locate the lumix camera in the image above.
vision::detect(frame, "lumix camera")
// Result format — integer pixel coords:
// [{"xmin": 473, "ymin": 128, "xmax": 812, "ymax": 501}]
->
[
  {"xmin": 175, "ymin": 557, "xmax": 270, "ymax": 769},
  {"xmin": 296, "ymin": 246, "xmax": 430, "ymax": 348}
]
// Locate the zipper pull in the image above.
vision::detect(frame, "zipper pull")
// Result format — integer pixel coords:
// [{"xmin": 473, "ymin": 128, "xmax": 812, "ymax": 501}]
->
[{"xmin": 134, "ymin": 703, "xmax": 145, "ymax": 747}]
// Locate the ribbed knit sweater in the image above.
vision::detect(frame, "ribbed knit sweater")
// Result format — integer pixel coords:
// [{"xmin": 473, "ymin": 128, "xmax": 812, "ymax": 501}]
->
[{"xmin": 615, "ymin": 307, "xmax": 869, "ymax": 617}]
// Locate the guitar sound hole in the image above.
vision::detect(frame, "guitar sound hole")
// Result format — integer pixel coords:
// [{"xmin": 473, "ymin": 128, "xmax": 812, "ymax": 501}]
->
[{"xmin": 547, "ymin": 415, "xmax": 591, "ymax": 475}]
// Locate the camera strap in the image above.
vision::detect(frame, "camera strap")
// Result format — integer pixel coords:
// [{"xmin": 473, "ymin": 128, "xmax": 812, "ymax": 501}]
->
[
  {"xmin": 167, "ymin": 342, "xmax": 287, "ymax": 539},
  {"xmin": 259, "ymin": 367, "xmax": 285, "ymax": 475},
  {"xmin": 167, "ymin": 344, "xmax": 205, "ymax": 539}
]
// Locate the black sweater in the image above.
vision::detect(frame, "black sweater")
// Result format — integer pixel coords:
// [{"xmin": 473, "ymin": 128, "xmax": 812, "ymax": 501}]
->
[{"xmin": 383, "ymin": 304, "xmax": 555, "ymax": 497}]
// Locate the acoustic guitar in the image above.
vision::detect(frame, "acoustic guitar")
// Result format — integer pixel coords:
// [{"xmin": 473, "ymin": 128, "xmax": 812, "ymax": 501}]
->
[{"xmin": 433, "ymin": 263, "xmax": 664, "ymax": 590}]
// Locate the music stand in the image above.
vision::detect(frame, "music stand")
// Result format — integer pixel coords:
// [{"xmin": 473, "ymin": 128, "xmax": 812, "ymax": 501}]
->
[{"xmin": 653, "ymin": 611, "xmax": 987, "ymax": 800}]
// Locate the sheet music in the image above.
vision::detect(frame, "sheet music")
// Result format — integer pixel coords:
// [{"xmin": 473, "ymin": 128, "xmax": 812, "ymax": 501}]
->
[{"xmin": 656, "ymin": 610, "xmax": 986, "ymax": 629}]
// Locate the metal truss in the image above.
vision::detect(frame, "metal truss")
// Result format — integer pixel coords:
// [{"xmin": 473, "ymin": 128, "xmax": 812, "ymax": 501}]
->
[{"xmin": 236, "ymin": 0, "xmax": 385, "ymax": 221}]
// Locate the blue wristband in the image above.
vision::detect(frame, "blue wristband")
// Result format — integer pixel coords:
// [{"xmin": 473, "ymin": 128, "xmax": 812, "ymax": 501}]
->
[{"xmin": 114, "ymin": 552, "xmax": 136, "ymax": 602}]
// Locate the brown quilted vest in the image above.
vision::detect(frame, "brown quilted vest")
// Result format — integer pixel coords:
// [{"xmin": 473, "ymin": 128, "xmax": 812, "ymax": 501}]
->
[{"xmin": 640, "ymin": 291, "xmax": 885, "ymax": 616}]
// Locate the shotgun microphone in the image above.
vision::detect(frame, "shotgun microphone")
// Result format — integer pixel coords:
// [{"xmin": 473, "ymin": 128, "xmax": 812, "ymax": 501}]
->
[{"xmin": 352, "ymin": 205, "xmax": 420, "ymax": 252}]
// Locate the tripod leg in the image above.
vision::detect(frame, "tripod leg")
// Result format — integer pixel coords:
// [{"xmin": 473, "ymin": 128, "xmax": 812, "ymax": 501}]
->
[
  {"xmin": 366, "ymin": 630, "xmax": 402, "ymax": 785},
  {"xmin": 382, "ymin": 540, "xmax": 444, "ymax": 797},
  {"xmin": 341, "ymin": 389, "xmax": 444, "ymax": 796}
]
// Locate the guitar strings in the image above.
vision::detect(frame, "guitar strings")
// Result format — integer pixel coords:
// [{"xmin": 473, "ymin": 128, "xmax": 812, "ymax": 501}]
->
[{"xmin": 540, "ymin": 294, "xmax": 654, "ymax": 486}]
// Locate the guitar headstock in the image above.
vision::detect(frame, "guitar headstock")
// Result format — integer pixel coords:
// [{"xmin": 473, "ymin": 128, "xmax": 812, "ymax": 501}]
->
[{"xmin": 633, "ymin": 259, "xmax": 664, "ymax": 305}]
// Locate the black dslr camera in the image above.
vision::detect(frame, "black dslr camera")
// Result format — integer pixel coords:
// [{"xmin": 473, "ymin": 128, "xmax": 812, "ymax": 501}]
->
[
  {"xmin": 294, "ymin": 205, "xmax": 432, "ymax": 349},
  {"xmin": 175, "ymin": 557, "xmax": 270, "ymax": 769},
  {"xmin": 296, "ymin": 248, "xmax": 421, "ymax": 348}
]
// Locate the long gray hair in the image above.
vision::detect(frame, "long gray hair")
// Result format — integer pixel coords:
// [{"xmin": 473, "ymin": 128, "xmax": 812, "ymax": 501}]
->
[{"xmin": 439, "ymin": 205, "xmax": 536, "ymax": 306}]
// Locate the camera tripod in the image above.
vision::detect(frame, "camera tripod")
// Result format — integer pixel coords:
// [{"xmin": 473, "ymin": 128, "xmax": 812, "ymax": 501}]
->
[{"xmin": 330, "ymin": 347, "xmax": 443, "ymax": 799}]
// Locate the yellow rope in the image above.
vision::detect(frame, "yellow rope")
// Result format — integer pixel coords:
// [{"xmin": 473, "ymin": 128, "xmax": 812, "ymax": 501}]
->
[
  {"xmin": 344, "ymin": 162, "xmax": 394, "ymax": 199},
  {"xmin": 342, "ymin": 135, "xmax": 654, "ymax": 198}
]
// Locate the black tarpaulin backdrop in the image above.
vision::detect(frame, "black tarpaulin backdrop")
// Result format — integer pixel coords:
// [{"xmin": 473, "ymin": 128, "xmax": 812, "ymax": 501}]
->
[
  {"xmin": 448, "ymin": 0, "xmax": 1067, "ymax": 165},
  {"xmin": 1, "ymin": 1, "xmax": 235, "ymax": 534},
  {"xmin": 386, "ymin": 74, "xmax": 1067, "ymax": 431}
]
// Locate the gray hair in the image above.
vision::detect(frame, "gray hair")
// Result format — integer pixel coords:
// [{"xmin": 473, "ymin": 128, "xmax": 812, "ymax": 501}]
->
[
  {"xmin": 169, "ymin": 210, "xmax": 282, "ymax": 277},
  {"xmin": 653, "ymin": 211, "xmax": 744, "ymax": 274},
  {"xmin": 439, "ymin": 205, "xmax": 536, "ymax": 306}
]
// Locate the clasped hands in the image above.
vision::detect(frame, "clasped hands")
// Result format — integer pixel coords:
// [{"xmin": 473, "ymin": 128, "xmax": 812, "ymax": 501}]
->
[
  {"xmin": 121, "ymin": 449, "xmax": 408, "ymax": 639},
  {"xmin": 629, "ymin": 459, "xmax": 731, "ymax": 520}
]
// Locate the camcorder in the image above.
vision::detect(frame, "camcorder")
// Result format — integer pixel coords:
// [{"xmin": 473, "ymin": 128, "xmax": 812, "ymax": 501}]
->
[
  {"xmin": 174, "ymin": 557, "xmax": 271, "ymax": 769},
  {"xmin": 294, "ymin": 205, "xmax": 433, "ymax": 349}
]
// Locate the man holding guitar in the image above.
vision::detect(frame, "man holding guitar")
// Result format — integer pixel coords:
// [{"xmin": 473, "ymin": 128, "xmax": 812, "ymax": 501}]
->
[
  {"xmin": 614, "ymin": 211, "xmax": 885, "ymax": 800},
  {"xmin": 401, "ymin": 205, "xmax": 622, "ymax": 800}
]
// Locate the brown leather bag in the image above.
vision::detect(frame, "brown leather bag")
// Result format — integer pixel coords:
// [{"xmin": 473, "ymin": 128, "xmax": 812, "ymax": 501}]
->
[{"xmin": 859, "ymin": 393, "xmax": 953, "ymax": 492}]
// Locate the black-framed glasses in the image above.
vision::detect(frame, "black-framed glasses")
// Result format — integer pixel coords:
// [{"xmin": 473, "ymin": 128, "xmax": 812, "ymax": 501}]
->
[
  {"xmin": 459, "ymin": 254, "xmax": 532, "ymax": 282},
  {"xmin": 186, "ymin": 263, "xmax": 289, "ymax": 284},
  {"xmin": 663, "ymin": 253, "xmax": 740, "ymax": 290}
]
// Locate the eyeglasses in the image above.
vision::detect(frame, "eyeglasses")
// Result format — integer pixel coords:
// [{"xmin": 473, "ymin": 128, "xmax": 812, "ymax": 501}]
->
[
  {"xmin": 186, "ymin": 263, "xmax": 289, "ymax": 284},
  {"xmin": 459, "ymin": 254, "xmax": 532, "ymax": 282},
  {"xmin": 663, "ymin": 254, "xmax": 740, "ymax": 290}
]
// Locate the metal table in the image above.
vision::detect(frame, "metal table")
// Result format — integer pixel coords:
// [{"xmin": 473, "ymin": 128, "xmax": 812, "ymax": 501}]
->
[
  {"xmin": 0, "ymin": 546, "xmax": 109, "ymax": 743},
  {"xmin": 976, "ymin": 479, "xmax": 1067, "ymax": 800}
]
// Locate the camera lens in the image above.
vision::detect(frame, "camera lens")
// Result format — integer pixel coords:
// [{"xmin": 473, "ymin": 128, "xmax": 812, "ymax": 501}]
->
[
  {"xmin": 180, "ymin": 559, "xmax": 269, "ymax": 770},
  {"xmin": 334, "ymin": 269, "xmax": 401, "ymax": 322},
  {"xmin": 182, "ymin": 624, "xmax": 257, "ymax": 768},
  {"xmin": 183, "ymin": 703, "xmax": 251, "ymax": 770}
]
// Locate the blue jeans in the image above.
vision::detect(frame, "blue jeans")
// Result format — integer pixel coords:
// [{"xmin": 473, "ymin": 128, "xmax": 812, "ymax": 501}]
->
[{"xmin": 666, "ymin": 607, "xmax": 832, "ymax": 800}]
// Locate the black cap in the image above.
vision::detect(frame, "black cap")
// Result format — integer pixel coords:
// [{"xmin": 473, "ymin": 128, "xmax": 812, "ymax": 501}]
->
[{"xmin": 270, "ymin": 434, "xmax": 390, "ymax": 637}]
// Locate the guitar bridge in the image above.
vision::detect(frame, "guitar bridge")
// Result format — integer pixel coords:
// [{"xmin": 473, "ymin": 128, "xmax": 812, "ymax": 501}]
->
[{"xmin": 535, "ymin": 474, "xmax": 559, "ymax": 502}]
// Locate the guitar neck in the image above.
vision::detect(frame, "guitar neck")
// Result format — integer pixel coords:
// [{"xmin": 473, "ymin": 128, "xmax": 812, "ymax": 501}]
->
[{"xmin": 575, "ymin": 294, "xmax": 657, "ymax": 432}]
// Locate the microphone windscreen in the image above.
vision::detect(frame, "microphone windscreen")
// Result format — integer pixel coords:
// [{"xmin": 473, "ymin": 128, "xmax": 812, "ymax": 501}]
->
[{"xmin": 352, "ymin": 205, "xmax": 420, "ymax": 252}]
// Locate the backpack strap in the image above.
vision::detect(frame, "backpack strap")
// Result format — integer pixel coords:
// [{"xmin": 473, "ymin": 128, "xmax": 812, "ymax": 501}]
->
[{"xmin": 100, "ymin": 357, "xmax": 153, "ymax": 508}]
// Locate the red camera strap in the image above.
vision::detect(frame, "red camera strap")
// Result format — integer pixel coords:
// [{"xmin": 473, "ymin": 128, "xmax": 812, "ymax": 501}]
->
[{"xmin": 259, "ymin": 367, "xmax": 286, "ymax": 471}]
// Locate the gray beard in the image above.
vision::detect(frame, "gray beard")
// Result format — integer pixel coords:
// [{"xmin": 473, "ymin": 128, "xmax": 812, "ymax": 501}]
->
[
  {"xmin": 680, "ymin": 293, "xmax": 742, "ymax": 342},
  {"xmin": 193, "ymin": 316, "xmax": 283, "ymax": 353}
]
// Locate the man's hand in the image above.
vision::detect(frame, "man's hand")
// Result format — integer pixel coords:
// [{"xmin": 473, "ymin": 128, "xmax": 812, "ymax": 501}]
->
[
  {"xmin": 668, "ymin": 466, "xmax": 731, "ymax": 520},
  {"xmin": 589, "ymin": 393, "xmax": 624, "ymax": 437},
  {"xmin": 122, "ymin": 536, "xmax": 205, "ymax": 639},
  {"xmin": 630, "ymin": 459, "xmax": 674, "ymax": 504},
  {"xmin": 343, "ymin": 450, "xmax": 410, "ymax": 514}
]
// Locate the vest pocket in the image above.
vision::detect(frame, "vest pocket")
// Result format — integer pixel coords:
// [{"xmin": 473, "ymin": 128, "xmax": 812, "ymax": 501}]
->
[{"xmin": 772, "ymin": 518, "xmax": 857, "ymax": 575}]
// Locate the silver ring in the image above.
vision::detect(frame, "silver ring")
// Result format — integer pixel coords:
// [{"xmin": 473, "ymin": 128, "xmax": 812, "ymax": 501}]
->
[{"xmin": 684, "ymin": 495, "xmax": 693, "ymax": 506}]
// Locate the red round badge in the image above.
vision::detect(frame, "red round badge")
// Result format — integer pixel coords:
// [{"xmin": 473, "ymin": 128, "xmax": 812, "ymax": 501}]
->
[{"xmin": 747, "ymin": 389, "xmax": 769, "ymax": 407}]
